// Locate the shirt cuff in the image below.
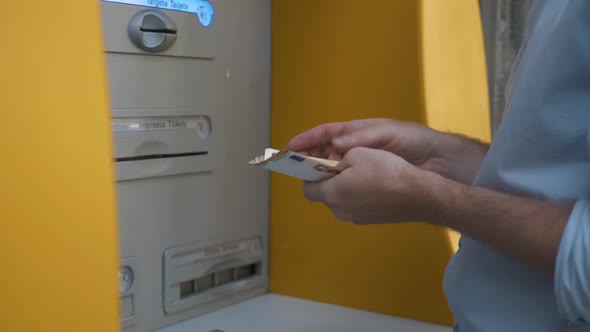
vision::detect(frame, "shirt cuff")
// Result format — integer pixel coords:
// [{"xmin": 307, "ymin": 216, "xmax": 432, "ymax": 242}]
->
[{"xmin": 555, "ymin": 198, "xmax": 590, "ymax": 327}]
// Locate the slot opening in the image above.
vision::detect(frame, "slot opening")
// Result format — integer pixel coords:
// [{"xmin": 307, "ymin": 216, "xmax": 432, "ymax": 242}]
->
[
  {"xmin": 140, "ymin": 27, "xmax": 177, "ymax": 34},
  {"xmin": 178, "ymin": 262, "xmax": 261, "ymax": 299},
  {"xmin": 115, "ymin": 151, "xmax": 208, "ymax": 162},
  {"xmin": 179, "ymin": 280, "xmax": 195, "ymax": 298}
]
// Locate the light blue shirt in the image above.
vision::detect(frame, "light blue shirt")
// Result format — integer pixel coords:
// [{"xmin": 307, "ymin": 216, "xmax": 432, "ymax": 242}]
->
[{"xmin": 443, "ymin": 1, "xmax": 590, "ymax": 331}]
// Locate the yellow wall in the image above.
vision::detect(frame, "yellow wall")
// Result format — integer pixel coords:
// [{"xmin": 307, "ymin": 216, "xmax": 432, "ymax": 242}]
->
[
  {"xmin": 0, "ymin": 2, "xmax": 120, "ymax": 331},
  {"xmin": 271, "ymin": 0, "xmax": 490, "ymax": 326},
  {"xmin": 420, "ymin": 1, "xmax": 492, "ymax": 249}
]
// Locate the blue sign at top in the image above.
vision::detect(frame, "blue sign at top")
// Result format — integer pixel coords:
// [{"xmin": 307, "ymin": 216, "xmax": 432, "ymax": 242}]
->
[{"xmin": 102, "ymin": 0, "xmax": 215, "ymax": 27}]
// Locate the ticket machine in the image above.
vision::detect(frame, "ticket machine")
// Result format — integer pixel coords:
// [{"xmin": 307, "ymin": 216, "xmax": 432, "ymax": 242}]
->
[{"xmin": 100, "ymin": 1, "xmax": 270, "ymax": 330}]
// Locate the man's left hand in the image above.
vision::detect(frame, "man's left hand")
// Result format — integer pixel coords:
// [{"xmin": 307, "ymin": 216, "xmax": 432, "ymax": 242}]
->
[{"xmin": 303, "ymin": 147, "xmax": 432, "ymax": 224}]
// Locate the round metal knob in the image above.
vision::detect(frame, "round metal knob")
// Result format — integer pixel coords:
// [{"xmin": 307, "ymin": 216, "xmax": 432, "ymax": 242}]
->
[{"xmin": 128, "ymin": 9, "xmax": 178, "ymax": 53}]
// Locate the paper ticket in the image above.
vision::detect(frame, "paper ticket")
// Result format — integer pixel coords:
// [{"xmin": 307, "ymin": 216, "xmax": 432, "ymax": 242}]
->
[{"xmin": 249, "ymin": 148, "xmax": 340, "ymax": 182}]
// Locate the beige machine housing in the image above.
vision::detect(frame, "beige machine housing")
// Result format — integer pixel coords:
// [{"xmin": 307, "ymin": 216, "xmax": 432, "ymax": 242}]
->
[{"xmin": 101, "ymin": 1, "xmax": 270, "ymax": 330}]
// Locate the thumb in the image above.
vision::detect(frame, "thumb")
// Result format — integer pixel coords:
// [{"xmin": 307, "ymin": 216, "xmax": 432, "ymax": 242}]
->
[
  {"xmin": 303, "ymin": 180, "xmax": 332, "ymax": 203},
  {"xmin": 332, "ymin": 124, "xmax": 390, "ymax": 153},
  {"xmin": 336, "ymin": 147, "xmax": 367, "ymax": 170}
]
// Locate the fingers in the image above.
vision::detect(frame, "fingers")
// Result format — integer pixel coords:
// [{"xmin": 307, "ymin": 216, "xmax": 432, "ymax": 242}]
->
[
  {"xmin": 288, "ymin": 119, "xmax": 387, "ymax": 157},
  {"xmin": 332, "ymin": 123, "xmax": 392, "ymax": 154},
  {"xmin": 303, "ymin": 178, "xmax": 364, "ymax": 224},
  {"xmin": 288, "ymin": 122, "xmax": 344, "ymax": 157},
  {"xmin": 335, "ymin": 147, "xmax": 367, "ymax": 170},
  {"xmin": 303, "ymin": 181, "xmax": 327, "ymax": 203},
  {"xmin": 327, "ymin": 151, "xmax": 345, "ymax": 161}
]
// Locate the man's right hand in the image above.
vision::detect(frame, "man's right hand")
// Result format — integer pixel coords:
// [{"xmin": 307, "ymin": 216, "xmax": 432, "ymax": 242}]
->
[{"xmin": 288, "ymin": 118, "xmax": 489, "ymax": 184}]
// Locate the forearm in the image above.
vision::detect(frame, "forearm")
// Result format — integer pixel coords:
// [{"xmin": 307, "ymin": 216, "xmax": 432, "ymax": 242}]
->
[
  {"xmin": 429, "ymin": 132, "xmax": 489, "ymax": 185},
  {"xmin": 419, "ymin": 171, "xmax": 573, "ymax": 274}
]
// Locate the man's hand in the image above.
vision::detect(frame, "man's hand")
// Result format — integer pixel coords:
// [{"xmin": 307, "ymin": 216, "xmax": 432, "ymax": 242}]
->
[
  {"xmin": 303, "ymin": 146, "xmax": 573, "ymax": 274},
  {"xmin": 303, "ymin": 147, "xmax": 430, "ymax": 224},
  {"xmin": 288, "ymin": 118, "xmax": 438, "ymax": 163},
  {"xmin": 288, "ymin": 118, "xmax": 489, "ymax": 185}
]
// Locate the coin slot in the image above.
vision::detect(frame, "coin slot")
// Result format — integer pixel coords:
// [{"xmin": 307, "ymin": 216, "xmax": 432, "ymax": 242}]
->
[
  {"xmin": 195, "ymin": 274, "xmax": 215, "ymax": 292},
  {"xmin": 179, "ymin": 280, "xmax": 195, "ymax": 298},
  {"xmin": 234, "ymin": 263, "xmax": 259, "ymax": 280},
  {"xmin": 214, "ymin": 269, "xmax": 234, "ymax": 286}
]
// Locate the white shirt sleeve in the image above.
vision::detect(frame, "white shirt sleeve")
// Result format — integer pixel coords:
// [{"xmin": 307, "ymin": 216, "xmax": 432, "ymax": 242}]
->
[{"xmin": 555, "ymin": 198, "xmax": 590, "ymax": 327}]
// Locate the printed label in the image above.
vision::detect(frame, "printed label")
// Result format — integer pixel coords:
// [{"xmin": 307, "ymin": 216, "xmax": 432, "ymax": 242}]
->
[
  {"xmin": 102, "ymin": 0, "xmax": 214, "ymax": 27},
  {"xmin": 112, "ymin": 116, "xmax": 211, "ymax": 139}
]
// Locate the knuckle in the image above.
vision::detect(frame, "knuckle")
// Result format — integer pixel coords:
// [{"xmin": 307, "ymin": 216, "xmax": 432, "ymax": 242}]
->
[
  {"xmin": 333, "ymin": 210, "xmax": 349, "ymax": 221},
  {"xmin": 323, "ymin": 190, "xmax": 340, "ymax": 208},
  {"xmin": 330, "ymin": 205, "xmax": 351, "ymax": 221},
  {"xmin": 347, "ymin": 146, "xmax": 366, "ymax": 158},
  {"xmin": 303, "ymin": 183, "xmax": 319, "ymax": 202}
]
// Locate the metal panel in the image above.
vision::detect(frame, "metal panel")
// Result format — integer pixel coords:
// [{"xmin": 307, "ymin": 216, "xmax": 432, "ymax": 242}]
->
[{"xmin": 100, "ymin": 1, "xmax": 271, "ymax": 330}]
